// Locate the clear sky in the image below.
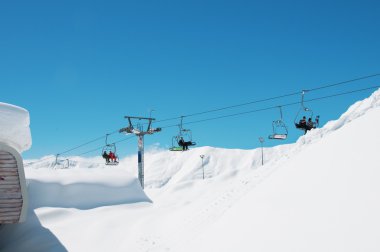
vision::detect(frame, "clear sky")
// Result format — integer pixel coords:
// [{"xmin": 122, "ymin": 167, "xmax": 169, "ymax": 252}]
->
[{"xmin": 1, "ymin": 0, "xmax": 379, "ymax": 159}]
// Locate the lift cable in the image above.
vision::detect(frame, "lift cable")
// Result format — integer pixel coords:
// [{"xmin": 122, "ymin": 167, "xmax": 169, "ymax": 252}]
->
[
  {"xmin": 155, "ymin": 91, "xmax": 301, "ymax": 124},
  {"xmin": 57, "ymin": 82, "xmax": 380, "ymax": 159},
  {"xmin": 28, "ymin": 134, "xmax": 135, "ymax": 165},
  {"xmin": 34, "ymin": 74, "xmax": 380, "ymax": 161},
  {"xmin": 73, "ymin": 135, "xmax": 135, "ymax": 156},
  {"xmin": 157, "ymin": 84, "xmax": 380, "ymax": 130},
  {"xmin": 58, "ymin": 129, "xmax": 120, "ymax": 156},
  {"xmin": 154, "ymin": 73, "xmax": 380, "ymax": 124},
  {"xmin": 307, "ymin": 73, "xmax": 380, "ymax": 92}
]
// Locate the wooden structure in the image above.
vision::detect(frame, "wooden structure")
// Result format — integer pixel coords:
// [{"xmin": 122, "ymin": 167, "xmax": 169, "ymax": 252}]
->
[{"xmin": 0, "ymin": 143, "xmax": 28, "ymax": 224}]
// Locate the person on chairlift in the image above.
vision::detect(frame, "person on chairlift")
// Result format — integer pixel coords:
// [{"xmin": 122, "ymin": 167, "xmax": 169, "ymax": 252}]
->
[
  {"xmin": 178, "ymin": 137, "xmax": 190, "ymax": 151},
  {"xmin": 299, "ymin": 116, "xmax": 306, "ymax": 127},
  {"xmin": 102, "ymin": 151, "xmax": 110, "ymax": 163},
  {"xmin": 307, "ymin": 118, "xmax": 314, "ymax": 128},
  {"xmin": 109, "ymin": 151, "xmax": 117, "ymax": 162}
]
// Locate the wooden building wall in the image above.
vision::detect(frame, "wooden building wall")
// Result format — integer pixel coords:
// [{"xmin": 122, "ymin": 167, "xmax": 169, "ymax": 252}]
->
[{"xmin": 0, "ymin": 144, "xmax": 28, "ymax": 224}]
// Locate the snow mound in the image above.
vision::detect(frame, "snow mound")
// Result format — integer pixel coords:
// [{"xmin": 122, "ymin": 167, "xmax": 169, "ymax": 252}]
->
[
  {"xmin": 0, "ymin": 102, "xmax": 32, "ymax": 153},
  {"xmin": 25, "ymin": 157, "xmax": 152, "ymax": 209},
  {"xmin": 27, "ymin": 176, "xmax": 151, "ymax": 210}
]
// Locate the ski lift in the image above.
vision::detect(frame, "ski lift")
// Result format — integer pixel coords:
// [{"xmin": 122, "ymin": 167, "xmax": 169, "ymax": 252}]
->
[
  {"xmin": 268, "ymin": 106, "xmax": 288, "ymax": 140},
  {"xmin": 54, "ymin": 154, "xmax": 70, "ymax": 169},
  {"xmin": 169, "ymin": 117, "xmax": 196, "ymax": 151},
  {"xmin": 101, "ymin": 134, "xmax": 119, "ymax": 165},
  {"xmin": 294, "ymin": 90, "xmax": 319, "ymax": 131}
]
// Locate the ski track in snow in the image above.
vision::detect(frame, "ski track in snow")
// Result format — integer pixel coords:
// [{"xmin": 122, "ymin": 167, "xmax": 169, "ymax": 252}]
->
[
  {"xmin": 132, "ymin": 127, "xmax": 326, "ymax": 252},
  {"xmin": 133, "ymin": 154, "xmax": 293, "ymax": 251}
]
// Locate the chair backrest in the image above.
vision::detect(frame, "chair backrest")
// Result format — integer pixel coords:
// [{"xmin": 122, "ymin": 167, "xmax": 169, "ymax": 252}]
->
[{"xmin": 0, "ymin": 142, "xmax": 28, "ymax": 224}]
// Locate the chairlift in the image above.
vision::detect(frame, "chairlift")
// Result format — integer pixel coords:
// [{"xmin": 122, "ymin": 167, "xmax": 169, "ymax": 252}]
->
[
  {"xmin": 101, "ymin": 134, "xmax": 119, "ymax": 165},
  {"xmin": 268, "ymin": 106, "xmax": 288, "ymax": 140},
  {"xmin": 294, "ymin": 90, "xmax": 319, "ymax": 132},
  {"xmin": 169, "ymin": 136, "xmax": 185, "ymax": 152},
  {"xmin": 56, "ymin": 159, "xmax": 69, "ymax": 169},
  {"xmin": 54, "ymin": 155, "xmax": 70, "ymax": 169},
  {"xmin": 169, "ymin": 117, "xmax": 196, "ymax": 151}
]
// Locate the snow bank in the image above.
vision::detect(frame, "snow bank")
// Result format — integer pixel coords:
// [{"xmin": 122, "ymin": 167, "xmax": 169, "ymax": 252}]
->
[
  {"xmin": 24, "ymin": 157, "xmax": 152, "ymax": 209},
  {"xmin": 0, "ymin": 102, "xmax": 32, "ymax": 153},
  {"xmin": 27, "ymin": 170, "xmax": 152, "ymax": 210}
]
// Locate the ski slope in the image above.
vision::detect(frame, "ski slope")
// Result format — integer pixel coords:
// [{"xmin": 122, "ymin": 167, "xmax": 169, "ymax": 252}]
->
[
  {"xmin": 187, "ymin": 100, "xmax": 380, "ymax": 252},
  {"xmin": 0, "ymin": 89, "xmax": 380, "ymax": 252}
]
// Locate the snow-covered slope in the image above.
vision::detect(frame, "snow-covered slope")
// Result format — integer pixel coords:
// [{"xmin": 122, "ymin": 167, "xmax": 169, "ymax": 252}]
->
[
  {"xmin": 187, "ymin": 98, "xmax": 380, "ymax": 252},
  {"xmin": 0, "ymin": 89, "xmax": 379, "ymax": 252}
]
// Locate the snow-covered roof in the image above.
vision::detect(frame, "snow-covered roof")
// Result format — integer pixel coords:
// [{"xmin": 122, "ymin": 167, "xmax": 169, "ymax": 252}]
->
[{"xmin": 0, "ymin": 102, "xmax": 32, "ymax": 153}]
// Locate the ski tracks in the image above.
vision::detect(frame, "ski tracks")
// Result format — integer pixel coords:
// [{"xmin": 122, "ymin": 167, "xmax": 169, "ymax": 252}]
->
[
  {"xmin": 132, "ymin": 151, "xmax": 295, "ymax": 252},
  {"xmin": 133, "ymin": 162, "xmax": 281, "ymax": 252},
  {"xmin": 169, "ymin": 165, "xmax": 277, "ymax": 251}
]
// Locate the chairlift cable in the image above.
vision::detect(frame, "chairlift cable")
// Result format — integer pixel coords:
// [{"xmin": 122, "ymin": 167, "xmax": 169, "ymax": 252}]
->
[
  {"xmin": 308, "ymin": 73, "xmax": 380, "ymax": 92},
  {"xmin": 78, "ymin": 136, "xmax": 135, "ymax": 156},
  {"xmin": 58, "ymin": 129, "xmax": 119, "ymax": 155},
  {"xmin": 158, "ymin": 84, "xmax": 380, "ymax": 129},
  {"xmin": 35, "ymin": 76, "xmax": 380, "ymax": 161},
  {"xmin": 154, "ymin": 73, "xmax": 380, "ymax": 124},
  {"xmin": 56, "ymin": 73, "xmax": 380, "ymax": 157}
]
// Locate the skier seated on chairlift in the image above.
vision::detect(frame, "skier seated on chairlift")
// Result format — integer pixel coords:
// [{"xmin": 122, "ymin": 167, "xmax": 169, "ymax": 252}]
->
[
  {"xmin": 296, "ymin": 116, "xmax": 307, "ymax": 132},
  {"xmin": 307, "ymin": 116, "xmax": 320, "ymax": 129},
  {"xmin": 102, "ymin": 151, "xmax": 110, "ymax": 163},
  {"xmin": 307, "ymin": 117, "xmax": 314, "ymax": 128},
  {"xmin": 298, "ymin": 116, "xmax": 307, "ymax": 128},
  {"xmin": 178, "ymin": 137, "xmax": 192, "ymax": 151},
  {"xmin": 108, "ymin": 151, "xmax": 117, "ymax": 163},
  {"xmin": 296, "ymin": 116, "xmax": 315, "ymax": 134}
]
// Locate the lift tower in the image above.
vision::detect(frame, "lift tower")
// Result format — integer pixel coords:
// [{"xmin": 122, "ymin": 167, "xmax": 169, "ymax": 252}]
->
[{"xmin": 119, "ymin": 116, "xmax": 161, "ymax": 189}]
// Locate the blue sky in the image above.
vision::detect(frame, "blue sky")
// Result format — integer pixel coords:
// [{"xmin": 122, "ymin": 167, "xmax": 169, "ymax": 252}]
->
[{"xmin": 1, "ymin": 0, "xmax": 379, "ymax": 159}]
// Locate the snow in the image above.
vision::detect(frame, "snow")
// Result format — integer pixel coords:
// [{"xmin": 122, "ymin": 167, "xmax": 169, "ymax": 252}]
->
[
  {"xmin": 1, "ymin": 89, "xmax": 380, "ymax": 252},
  {"xmin": 187, "ymin": 106, "xmax": 380, "ymax": 252},
  {"xmin": 0, "ymin": 102, "xmax": 32, "ymax": 153}
]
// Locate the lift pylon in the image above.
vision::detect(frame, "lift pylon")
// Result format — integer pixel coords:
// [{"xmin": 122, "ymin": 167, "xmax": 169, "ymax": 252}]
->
[{"xmin": 119, "ymin": 116, "xmax": 161, "ymax": 189}]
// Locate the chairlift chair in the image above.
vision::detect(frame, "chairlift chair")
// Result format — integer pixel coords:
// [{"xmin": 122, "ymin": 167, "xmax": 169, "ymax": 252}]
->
[
  {"xmin": 268, "ymin": 120, "xmax": 288, "ymax": 140},
  {"xmin": 56, "ymin": 159, "xmax": 70, "ymax": 169},
  {"xmin": 169, "ymin": 117, "xmax": 196, "ymax": 151},
  {"xmin": 101, "ymin": 134, "xmax": 119, "ymax": 165},
  {"xmin": 54, "ymin": 154, "xmax": 70, "ymax": 169},
  {"xmin": 169, "ymin": 136, "xmax": 185, "ymax": 151},
  {"xmin": 294, "ymin": 90, "xmax": 320, "ymax": 132},
  {"xmin": 268, "ymin": 106, "xmax": 288, "ymax": 140}
]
